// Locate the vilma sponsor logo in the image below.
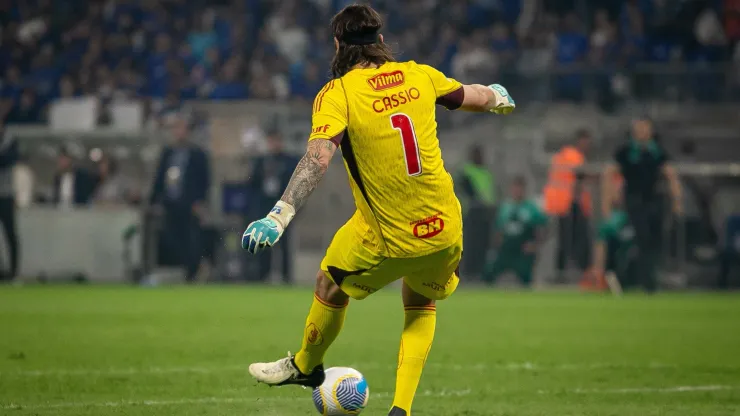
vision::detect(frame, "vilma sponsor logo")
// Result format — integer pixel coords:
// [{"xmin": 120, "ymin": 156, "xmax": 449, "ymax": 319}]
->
[
  {"xmin": 412, "ymin": 215, "xmax": 445, "ymax": 239},
  {"xmin": 367, "ymin": 70, "xmax": 405, "ymax": 91},
  {"xmin": 351, "ymin": 282, "xmax": 377, "ymax": 294},
  {"xmin": 311, "ymin": 124, "xmax": 331, "ymax": 135},
  {"xmin": 306, "ymin": 323, "xmax": 324, "ymax": 346}
]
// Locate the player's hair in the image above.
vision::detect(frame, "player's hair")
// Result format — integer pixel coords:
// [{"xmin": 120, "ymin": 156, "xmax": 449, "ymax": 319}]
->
[{"xmin": 330, "ymin": 4, "xmax": 394, "ymax": 78}]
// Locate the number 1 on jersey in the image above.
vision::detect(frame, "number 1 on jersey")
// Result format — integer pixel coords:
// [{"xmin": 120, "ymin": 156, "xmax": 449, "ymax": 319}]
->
[{"xmin": 390, "ymin": 113, "xmax": 422, "ymax": 176}]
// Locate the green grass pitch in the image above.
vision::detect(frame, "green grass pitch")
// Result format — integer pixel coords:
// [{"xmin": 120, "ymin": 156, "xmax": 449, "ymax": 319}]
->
[{"xmin": 1, "ymin": 286, "xmax": 739, "ymax": 416}]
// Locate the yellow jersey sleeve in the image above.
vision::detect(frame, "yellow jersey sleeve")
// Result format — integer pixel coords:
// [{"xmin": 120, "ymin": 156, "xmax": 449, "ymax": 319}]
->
[
  {"xmin": 416, "ymin": 63, "xmax": 463, "ymax": 98},
  {"xmin": 308, "ymin": 80, "xmax": 347, "ymax": 142}
]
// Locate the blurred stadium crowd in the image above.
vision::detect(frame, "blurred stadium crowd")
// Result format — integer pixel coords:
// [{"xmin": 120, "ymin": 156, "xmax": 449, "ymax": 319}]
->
[
  {"xmin": 2, "ymin": 0, "xmax": 739, "ymax": 124},
  {"xmin": 0, "ymin": 0, "xmax": 739, "ymax": 289}
]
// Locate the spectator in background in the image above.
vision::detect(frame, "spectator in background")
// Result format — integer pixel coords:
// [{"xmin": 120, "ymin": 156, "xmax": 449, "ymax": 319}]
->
[
  {"xmin": 6, "ymin": 89, "xmax": 43, "ymax": 124},
  {"xmin": 52, "ymin": 147, "xmax": 96, "ymax": 207},
  {"xmin": 188, "ymin": 11, "xmax": 218, "ymax": 62},
  {"xmin": 482, "ymin": 176, "xmax": 547, "ymax": 287},
  {"xmin": 247, "ymin": 132, "xmax": 298, "ymax": 283},
  {"xmin": 718, "ymin": 214, "xmax": 740, "ymax": 289},
  {"xmin": 544, "ymin": 129, "xmax": 593, "ymax": 282},
  {"xmin": 0, "ymin": 122, "xmax": 19, "ymax": 281},
  {"xmin": 208, "ymin": 58, "xmax": 248, "ymax": 100},
  {"xmin": 452, "ymin": 33, "xmax": 497, "ymax": 83},
  {"xmin": 1, "ymin": 66, "xmax": 24, "ymax": 104},
  {"xmin": 13, "ymin": 151, "xmax": 35, "ymax": 209},
  {"xmin": 457, "ymin": 144, "xmax": 497, "ymax": 280},
  {"xmin": 150, "ymin": 116, "xmax": 210, "ymax": 283},
  {"xmin": 58, "ymin": 75, "xmax": 80, "ymax": 98},
  {"xmin": 590, "ymin": 9, "xmax": 620, "ymax": 111},
  {"xmin": 92, "ymin": 155, "xmax": 134, "ymax": 206},
  {"xmin": 554, "ymin": 13, "xmax": 588, "ymax": 101},
  {"xmin": 27, "ymin": 45, "xmax": 60, "ymax": 103},
  {"xmin": 692, "ymin": 4, "xmax": 727, "ymax": 100},
  {"xmin": 603, "ymin": 117, "xmax": 683, "ymax": 293},
  {"xmin": 726, "ymin": 0, "xmax": 740, "ymax": 50},
  {"xmin": 290, "ymin": 61, "xmax": 325, "ymax": 100},
  {"xmin": 270, "ymin": 10, "xmax": 309, "ymax": 65}
]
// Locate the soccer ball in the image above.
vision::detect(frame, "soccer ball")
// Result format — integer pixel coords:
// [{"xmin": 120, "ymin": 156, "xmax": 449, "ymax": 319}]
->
[{"xmin": 312, "ymin": 367, "xmax": 369, "ymax": 415}]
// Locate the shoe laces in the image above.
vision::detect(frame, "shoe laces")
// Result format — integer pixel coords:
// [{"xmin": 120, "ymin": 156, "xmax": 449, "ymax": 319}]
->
[{"xmin": 261, "ymin": 352, "xmax": 296, "ymax": 375}]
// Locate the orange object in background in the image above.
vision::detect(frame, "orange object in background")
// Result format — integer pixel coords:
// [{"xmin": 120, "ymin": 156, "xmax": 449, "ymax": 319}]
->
[{"xmin": 543, "ymin": 145, "xmax": 592, "ymax": 216}]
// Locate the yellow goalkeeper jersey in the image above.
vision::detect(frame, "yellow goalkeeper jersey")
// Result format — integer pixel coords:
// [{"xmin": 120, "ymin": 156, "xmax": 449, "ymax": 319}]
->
[{"xmin": 308, "ymin": 61, "xmax": 464, "ymax": 258}]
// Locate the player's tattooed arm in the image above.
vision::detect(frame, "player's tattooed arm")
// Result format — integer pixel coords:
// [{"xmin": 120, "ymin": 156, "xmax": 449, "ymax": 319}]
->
[{"xmin": 280, "ymin": 139, "xmax": 337, "ymax": 211}]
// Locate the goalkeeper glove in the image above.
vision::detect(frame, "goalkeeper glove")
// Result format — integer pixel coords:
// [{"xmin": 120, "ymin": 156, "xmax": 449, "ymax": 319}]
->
[
  {"xmin": 488, "ymin": 84, "xmax": 515, "ymax": 115},
  {"xmin": 241, "ymin": 201, "xmax": 295, "ymax": 254}
]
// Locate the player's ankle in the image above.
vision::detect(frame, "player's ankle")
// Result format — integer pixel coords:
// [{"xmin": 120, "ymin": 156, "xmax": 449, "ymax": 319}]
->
[
  {"xmin": 388, "ymin": 405, "xmax": 408, "ymax": 416},
  {"xmin": 293, "ymin": 352, "xmax": 317, "ymax": 375}
]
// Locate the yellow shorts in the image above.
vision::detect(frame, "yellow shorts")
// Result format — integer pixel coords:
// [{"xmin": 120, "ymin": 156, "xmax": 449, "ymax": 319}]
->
[{"xmin": 320, "ymin": 217, "xmax": 462, "ymax": 300}]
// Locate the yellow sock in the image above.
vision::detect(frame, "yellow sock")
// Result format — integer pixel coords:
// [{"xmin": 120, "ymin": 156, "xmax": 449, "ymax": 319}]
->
[
  {"xmin": 294, "ymin": 294, "xmax": 347, "ymax": 374},
  {"xmin": 392, "ymin": 305, "xmax": 437, "ymax": 413}
]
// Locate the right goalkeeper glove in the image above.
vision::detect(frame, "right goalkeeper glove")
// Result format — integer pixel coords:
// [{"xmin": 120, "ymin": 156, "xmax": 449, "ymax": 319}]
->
[{"xmin": 488, "ymin": 84, "xmax": 516, "ymax": 115}]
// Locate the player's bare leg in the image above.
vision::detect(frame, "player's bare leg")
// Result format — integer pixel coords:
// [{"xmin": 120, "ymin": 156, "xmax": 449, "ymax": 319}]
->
[
  {"xmin": 389, "ymin": 281, "xmax": 437, "ymax": 416},
  {"xmin": 248, "ymin": 271, "xmax": 349, "ymax": 388}
]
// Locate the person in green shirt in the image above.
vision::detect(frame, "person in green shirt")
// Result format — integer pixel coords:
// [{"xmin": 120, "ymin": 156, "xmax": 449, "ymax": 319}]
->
[
  {"xmin": 482, "ymin": 176, "xmax": 547, "ymax": 287},
  {"xmin": 590, "ymin": 193, "xmax": 638, "ymax": 289}
]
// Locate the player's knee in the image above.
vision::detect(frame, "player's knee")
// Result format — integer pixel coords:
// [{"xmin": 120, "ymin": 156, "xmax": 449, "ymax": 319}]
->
[
  {"xmin": 402, "ymin": 281, "xmax": 436, "ymax": 307},
  {"xmin": 315, "ymin": 271, "xmax": 350, "ymax": 306}
]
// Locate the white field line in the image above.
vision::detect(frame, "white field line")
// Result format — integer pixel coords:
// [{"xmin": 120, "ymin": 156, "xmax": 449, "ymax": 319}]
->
[
  {"xmin": 571, "ymin": 385, "xmax": 739, "ymax": 394},
  {"xmin": 0, "ymin": 389, "xmax": 472, "ymax": 410},
  {"xmin": 0, "ymin": 361, "xmax": 674, "ymax": 378}
]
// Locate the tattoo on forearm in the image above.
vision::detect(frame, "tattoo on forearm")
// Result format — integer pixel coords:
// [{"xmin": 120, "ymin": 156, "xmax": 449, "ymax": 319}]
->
[{"xmin": 280, "ymin": 140, "xmax": 335, "ymax": 211}]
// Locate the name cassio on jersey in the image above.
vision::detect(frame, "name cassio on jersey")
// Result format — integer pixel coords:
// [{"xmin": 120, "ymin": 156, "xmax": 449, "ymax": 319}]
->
[{"xmin": 368, "ymin": 70, "xmax": 422, "ymax": 113}]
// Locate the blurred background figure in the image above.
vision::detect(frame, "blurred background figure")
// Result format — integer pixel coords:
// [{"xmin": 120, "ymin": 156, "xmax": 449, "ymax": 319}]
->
[
  {"xmin": 92, "ymin": 154, "xmax": 136, "ymax": 206},
  {"xmin": 52, "ymin": 148, "xmax": 96, "ymax": 208},
  {"xmin": 247, "ymin": 132, "xmax": 298, "ymax": 284},
  {"xmin": 604, "ymin": 117, "xmax": 682, "ymax": 293},
  {"xmin": 0, "ymin": 122, "xmax": 19, "ymax": 281},
  {"xmin": 482, "ymin": 176, "xmax": 547, "ymax": 288},
  {"xmin": 150, "ymin": 117, "xmax": 210, "ymax": 283},
  {"xmin": 13, "ymin": 151, "xmax": 35, "ymax": 209},
  {"xmin": 718, "ymin": 215, "xmax": 740, "ymax": 289},
  {"xmin": 544, "ymin": 129, "xmax": 593, "ymax": 282},
  {"xmin": 457, "ymin": 144, "xmax": 497, "ymax": 280},
  {"xmin": 586, "ymin": 180, "xmax": 636, "ymax": 291}
]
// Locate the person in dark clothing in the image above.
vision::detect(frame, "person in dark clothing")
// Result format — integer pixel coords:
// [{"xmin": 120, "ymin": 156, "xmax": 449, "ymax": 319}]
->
[
  {"xmin": 456, "ymin": 144, "xmax": 497, "ymax": 280},
  {"xmin": 52, "ymin": 148, "xmax": 97, "ymax": 206},
  {"xmin": 0, "ymin": 123, "xmax": 19, "ymax": 281},
  {"xmin": 6, "ymin": 89, "xmax": 43, "ymax": 124},
  {"xmin": 150, "ymin": 116, "xmax": 211, "ymax": 283},
  {"xmin": 247, "ymin": 133, "xmax": 299, "ymax": 283},
  {"xmin": 603, "ymin": 117, "xmax": 682, "ymax": 293}
]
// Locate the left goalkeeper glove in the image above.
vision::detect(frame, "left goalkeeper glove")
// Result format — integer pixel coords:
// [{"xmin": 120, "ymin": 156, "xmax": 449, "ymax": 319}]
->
[
  {"xmin": 241, "ymin": 201, "xmax": 295, "ymax": 254},
  {"xmin": 488, "ymin": 84, "xmax": 516, "ymax": 115}
]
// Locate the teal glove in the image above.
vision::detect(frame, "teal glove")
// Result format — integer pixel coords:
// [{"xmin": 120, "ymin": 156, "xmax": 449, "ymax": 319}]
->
[
  {"xmin": 488, "ymin": 84, "xmax": 515, "ymax": 115},
  {"xmin": 242, "ymin": 217, "xmax": 283, "ymax": 254}
]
